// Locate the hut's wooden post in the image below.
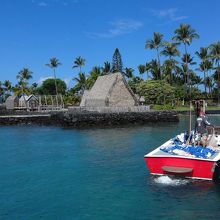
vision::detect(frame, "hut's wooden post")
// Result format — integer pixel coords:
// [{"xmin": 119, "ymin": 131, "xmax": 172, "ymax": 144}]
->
[
  {"xmin": 44, "ymin": 96, "xmax": 47, "ymax": 111},
  {"xmin": 51, "ymin": 96, "xmax": 54, "ymax": 111},
  {"xmin": 60, "ymin": 95, "xmax": 64, "ymax": 109},
  {"xmin": 39, "ymin": 96, "xmax": 42, "ymax": 112}
]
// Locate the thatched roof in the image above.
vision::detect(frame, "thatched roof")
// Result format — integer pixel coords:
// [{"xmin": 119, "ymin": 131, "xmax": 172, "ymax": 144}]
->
[
  {"xmin": 6, "ymin": 95, "xmax": 19, "ymax": 101},
  {"xmin": 81, "ymin": 72, "xmax": 138, "ymax": 107}
]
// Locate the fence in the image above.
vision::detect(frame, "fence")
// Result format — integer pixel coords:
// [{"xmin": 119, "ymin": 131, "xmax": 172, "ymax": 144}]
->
[{"xmin": 68, "ymin": 105, "xmax": 150, "ymax": 113}]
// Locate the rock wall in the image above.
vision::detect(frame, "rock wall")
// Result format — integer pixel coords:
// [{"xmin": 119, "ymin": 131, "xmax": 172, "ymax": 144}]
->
[
  {"xmin": 0, "ymin": 115, "xmax": 52, "ymax": 126},
  {"xmin": 0, "ymin": 111, "xmax": 179, "ymax": 127},
  {"xmin": 51, "ymin": 111, "xmax": 179, "ymax": 127}
]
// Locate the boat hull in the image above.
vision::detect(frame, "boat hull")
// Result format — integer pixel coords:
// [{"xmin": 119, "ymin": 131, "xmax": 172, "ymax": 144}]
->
[{"xmin": 145, "ymin": 156, "xmax": 216, "ymax": 180}]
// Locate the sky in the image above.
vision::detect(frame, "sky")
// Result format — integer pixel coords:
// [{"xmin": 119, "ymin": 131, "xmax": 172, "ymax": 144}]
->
[{"xmin": 0, "ymin": 0, "xmax": 220, "ymax": 88}]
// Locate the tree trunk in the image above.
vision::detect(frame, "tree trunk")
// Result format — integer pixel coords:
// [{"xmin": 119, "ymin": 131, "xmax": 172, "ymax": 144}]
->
[
  {"xmin": 156, "ymin": 48, "xmax": 161, "ymax": 79},
  {"xmin": 184, "ymin": 43, "xmax": 191, "ymax": 100},
  {"xmin": 204, "ymin": 71, "xmax": 207, "ymax": 95},
  {"xmin": 53, "ymin": 68, "xmax": 58, "ymax": 107},
  {"xmin": 21, "ymin": 87, "xmax": 28, "ymax": 110},
  {"xmin": 218, "ymin": 62, "xmax": 220, "ymax": 105}
]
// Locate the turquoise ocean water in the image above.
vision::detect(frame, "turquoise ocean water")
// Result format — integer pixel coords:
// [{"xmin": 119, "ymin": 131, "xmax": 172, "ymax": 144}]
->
[{"xmin": 1, "ymin": 116, "xmax": 220, "ymax": 220}]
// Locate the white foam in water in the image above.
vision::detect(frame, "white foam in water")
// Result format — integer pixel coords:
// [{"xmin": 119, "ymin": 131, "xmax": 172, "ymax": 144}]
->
[{"xmin": 154, "ymin": 176, "xmax": 189, "ymax": 186}]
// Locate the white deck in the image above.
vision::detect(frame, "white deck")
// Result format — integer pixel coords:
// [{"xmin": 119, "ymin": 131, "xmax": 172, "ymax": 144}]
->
[{"xmin": 144, "ymin": 135, "xmax": 220, "ymax": 162}]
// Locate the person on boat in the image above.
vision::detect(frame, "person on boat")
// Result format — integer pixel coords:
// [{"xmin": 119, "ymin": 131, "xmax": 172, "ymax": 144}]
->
[{"xmin": 195, "ymin": 111, "xmax": 213, "ymax": 147}]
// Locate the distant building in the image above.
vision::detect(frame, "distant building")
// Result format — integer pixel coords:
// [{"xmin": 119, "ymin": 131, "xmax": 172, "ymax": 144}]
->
[
  {"xmin": 5, "ymin": 95, "xmax": 19, "ymax": 110},
  {"xmin": 80, "ymin": 72, "xmax": 138, "ymax": 107},
  {"xmin": 19, "ymin": 95, "xmax": 39, "ymax": 110}
]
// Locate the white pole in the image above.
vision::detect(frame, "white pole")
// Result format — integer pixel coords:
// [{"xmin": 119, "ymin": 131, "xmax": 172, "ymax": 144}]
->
[{"xmin": 189, "ymin": 101, "xmax": 192, "ymax": 134}]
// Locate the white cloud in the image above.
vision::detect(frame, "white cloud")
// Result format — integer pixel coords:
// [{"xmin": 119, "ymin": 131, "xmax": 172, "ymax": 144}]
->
[
  {"xmin": 87, "ymin": 19, "xmax": 143, "ymax": 38},
  {"xmin": 32, "ymin": 0, "xmax": 78, "ymax": 7},
  {"xmin": 63, "ymin": 77, "xmax": 72, "ymax": 87},
  {"xmin": 151, "ymin": 8, "xmax": 188, "ymax": 21},
  {"xmin": 38, "ymin": 1, "xmax": 48, "ymax": 7}
]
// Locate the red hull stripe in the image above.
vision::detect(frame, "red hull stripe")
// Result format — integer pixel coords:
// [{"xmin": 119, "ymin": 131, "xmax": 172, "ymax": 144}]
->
[{"xmin": 145, "ymin": 157, "xmax": 215, "ymax": 180}]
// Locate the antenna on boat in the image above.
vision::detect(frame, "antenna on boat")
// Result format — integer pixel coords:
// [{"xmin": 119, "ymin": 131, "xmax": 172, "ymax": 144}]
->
[{"xmin": 189, "ymin": 101, "xmax": 192, "ymax": 134}]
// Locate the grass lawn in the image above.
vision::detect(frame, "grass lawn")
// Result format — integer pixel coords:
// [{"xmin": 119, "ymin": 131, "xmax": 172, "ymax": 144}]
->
[{"xmin": 174, "ymin": 106, "xmax": 220, "ymax": 111}]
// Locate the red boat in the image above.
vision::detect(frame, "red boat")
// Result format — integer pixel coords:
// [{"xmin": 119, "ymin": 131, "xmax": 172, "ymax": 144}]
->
[{"xmin": 144, "ymin": 133, "xmax": 220, "ymax": 181}]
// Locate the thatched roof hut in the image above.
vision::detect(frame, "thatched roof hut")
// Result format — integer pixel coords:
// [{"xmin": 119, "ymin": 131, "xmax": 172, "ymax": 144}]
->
[
  {"xmin": 5, "ymin": 95, "xmax": 19, "ymax": 109},
  {"xmin": 80, "ymin": 72, "xmax": 138, "ymax": 107}
]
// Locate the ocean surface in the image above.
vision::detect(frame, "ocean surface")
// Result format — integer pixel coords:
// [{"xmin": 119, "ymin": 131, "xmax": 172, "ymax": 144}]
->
[{"xmin": 1, "ymin": 116, "xmax": 220, "ymax": 220}]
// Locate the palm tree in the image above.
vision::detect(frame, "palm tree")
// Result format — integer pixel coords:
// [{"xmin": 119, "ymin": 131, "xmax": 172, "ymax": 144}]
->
[
  {"xmin": 17, "ymin": 68, "xmax": 33, "ymax": 82},
  {"xmin": 124, "ymin": 67, "xmax": 134, "ymax": 79},
  {"xmin": 161, "ymin": 42, "xmax": 180, "ymax": 59},
  {"xmin": 102, "ymin": 61, "xmax": 111, "ymax": 75},
  {"xmin": 145, "ymin": 62, "xmax": 151, "ymax": 80},
  {"xmin": 16, "ymin": 68, "xmax": 33, "ymax": 109},
  {"xmin": 148, "ymin": 59, "xmax": 161, "ymax": 80},
  {"xmin": 162, "ymin": 59, "xmax": 179, "ymax": 84},
  {"xmin": 0, "ymin": 81, "xmax": 4, "ymax": 97},
  {"xmin": 210, "ymin": 42, "xmax": 220, "ymax": 104},
  {"xmin": 161, "ymin": 42, "xmax": 180, "ymax": 84},
  {"xmin": 196, "ymin": 47, "xmax": 210, "ymax": 95},
  {"xmin": 73, "ymin": 72, "xmax": 87, "ymax": 95},
  {"xmin": 204, "ymin": 76, "xmax": 213, "ymax": 97},
  {"xmin": 193, "ymin": 75, "xmax": 203, "ymax": 89},
  {"xmin": 173, "ymin": 24, "xmax": 199, "ymax": 91},
  {"xmin": 31, "ymin": 82, "xmax": 38, "ymax": 94},
  {"xmin": 195, "ymin": 47, "xmax": 209, "ymax": 61},
  {"xmin": 46, "ymin": 57, "xmax": 61, "ymax": 105},
  {"xmin": 87, "ymin": 67, "xmax": 101, "ymax": 89},
  {"xmin": 72, "ymin": 56, "xmax": 86, "ymax": 73},
  {"xmin": 138, "ymin": 65, "xmax": 146, "ymax": 79},
  {"xmin": 145, "ymin": 32, "xmax": 164, "ymax": 78},
  {"xmin": 180, "ymin": 54, "xmax": 196, "ymax": 86},
  {"xmin": 3, "ymin": 80, "xmax": 12, "ymax": 96}
]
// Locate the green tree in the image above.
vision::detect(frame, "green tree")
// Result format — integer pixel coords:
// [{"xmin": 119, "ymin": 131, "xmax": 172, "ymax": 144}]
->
[
  {"xmin": 196, "ymin": 47, "xmax": 210, "ymax": 94},
  {"xmin": 137, "ymin": 80, "xmax": 175, "ymax": 105},
  {"xmin": 128, "ymin": 76, "xmax": 143, "ymax": 94},
  {"xmin": 30, "ymin": 82, "xmax": 38, "ymax": 94},
  {"xmin": 87, "ymin": 66, "xmax": 101, "ymax": 89},
  {"xmin": 145, "ymin": 32, "xmax": 164, "ymax": 78},
  {"xmin": 0, "ymin": 81, "xmax": 4, "ymax": 97},
  {"xmin": 173, "ymin": 24, "xmax": 199, "ymax": 92},
  {"xmin": 210, "ymin": 42, "xmax": 220, "ymax": 103},
  {"xmin": 124, "ymin": 67, "xmax": 134, "ymax": 79},
  {"xmin": 46, "ymin": 58, "xmax": 62, "ymax": 103},
  {"xmin": 138, "ymin": 65, "xmax": 146, "ymax": 79},
  {"xmin": 102, "ymin": 61, "xmax": 111, "ymax": 75},
  {"xmin": 204, "ymin": 76, "xmax": 213, "ymax": 97},
  {"xmin": 3, "ymin": 80, "xmax": 12, "ymax": 96},
  {"xmin": 38, "ymin": 78, "xmax": 67, "ymax": 95},
  {"xmin": 16, "ymin": 68, "xmax": 33, "ymax": 108},
  {"xmin": 72, "ymin": 56, "xmax": 86, "ymax": 73},
  {"xmin": 161, "ymin": 42, "xmax": 180, "ymax": 59},
  {"xmin": 148, "ymin": 59, "xmax": 161, "ymax": 80},
  {"xmin": 161, "ymin": 42, "xmax": 180, "ymax": 84},
  {"xmin": 73, "ymin": 72, "xmax": 87, "ymax": 95},
  {"xmin": 112, "ymin": 48, "xmax": 123, "ymax": 73},
  {"xmin": 162, "ymin": 59, "xmax": 180, "ymax": 84}
]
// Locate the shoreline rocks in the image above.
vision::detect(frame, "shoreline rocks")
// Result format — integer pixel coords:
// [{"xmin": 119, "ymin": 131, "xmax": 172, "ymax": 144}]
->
[{"xmin": 0, "ymin": 110, "xmax": 179, "ymax": 127}]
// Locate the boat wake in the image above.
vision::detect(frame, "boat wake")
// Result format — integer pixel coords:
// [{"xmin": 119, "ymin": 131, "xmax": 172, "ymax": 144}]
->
[{"xmin": 154, "ymin": 176, "xmax": 189, "ymax": 186}]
